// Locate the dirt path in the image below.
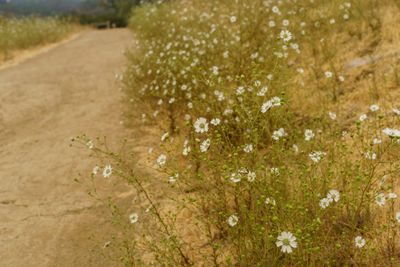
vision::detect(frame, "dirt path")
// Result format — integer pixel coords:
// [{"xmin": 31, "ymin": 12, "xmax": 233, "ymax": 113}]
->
[{"xmin": 0, "ymin": 29, "xmax": 133, "ymax": 266}]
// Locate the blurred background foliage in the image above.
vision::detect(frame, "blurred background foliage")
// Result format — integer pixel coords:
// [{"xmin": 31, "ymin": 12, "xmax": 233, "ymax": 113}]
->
[{"xmin": 0, "ymin": 0, "xmax": 152, "ymax": 27}]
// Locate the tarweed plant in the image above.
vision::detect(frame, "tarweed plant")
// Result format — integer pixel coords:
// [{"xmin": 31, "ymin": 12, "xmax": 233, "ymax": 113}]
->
[
  {"xmin": 79, "ymin": 0, "xmax": 400, "ymax": 265},
  {"xmin": 0, "ymin": 16, "xmax": 75, "ymax": 60}
]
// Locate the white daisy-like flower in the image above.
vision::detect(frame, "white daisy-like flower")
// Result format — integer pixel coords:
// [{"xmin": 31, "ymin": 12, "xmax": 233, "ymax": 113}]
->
[
  {"xmin": 257, "ymin": 86, "xmax": 268, "ymax": 96},
  {"xmin": 372, "ymin": 138, "xmax": 382, "ymax": 145},
  {"xmin": 392, "ymin": 108, "xmax": 400, "ymax": 116},
  {"xmin": 182, "ymin": 146, "xmax": 190, "ymax": 156},
  {"xmin": 161, "ymin": 132, "xmax": 169, "ymax": 142},
  {"xmin": 261, "ymin": 101, "xmax": 273, "ymax": 113},
  {"xmin": 383, "ymin": 128, "xmax": 400, "ymax": 138},
  {"xmin": 238, "ymin": 167, "xmax": 248, "ymax": 174},
  {"xmin": 387, "ymin": 192, "xmax": 397, "ymax": 199},
  {"xmin": 354, "ymin": 236, "xmax": 366, "ymax": 248},
  {"xmin": 324, "ymin": 71, "xmax": 333, "ymax": 78},
  {"xmin": 214, "ymin": 90, "xmax": 225, "ymax": 101},
  {"xmin": 271, "ymin": 167, "xmax": 280, "ymax": 175},
  {"xmin": 265, "ymin": 197, "xmax": 276, "ymax": 206},
  {"xmin": 168, "ymin": 173, "xmax": 178, "ymax": 183},
  {"xmin": 375, "ymin": 193, "xmax": 386, "ymax": 206},
  {"xmin": 304, "ymin": 129, "xmax": 315, "ymax": 141},
  {"xmin": 194, "ymin": 117, "xmax": 209, "ymax": 133},
  {"xmin": 282, "ymin": 19, "xmax": 290, "ymax": 26},
  {"xmin": 210, "ymin": 118, "xmax": 221, "ymax": 126},
  {"xmin": 359, "ymin": 114, "xmax": 368, "ymax": 122},
  {"xmin": 309, "ymin": 151, "xmax": 326, "ymax": 163},
  {"xmin": 276, "ymin": 231, "xmax": 298, "ymax": 253},
  {"xmin": 86, "ymin": 140, "xmax": 94, "ymax": 149},
  {"xmin": 279, "ymin": 29, "xmax": 292, "ymax": 42},
  {"xmin": 200, "ymin": 139, "xmax": 211, "ymax": 153},
  {"xmin": 396, "ymin": 211, "xmax": 400, "ymax": 223},
  {"xmin": 328, "ymin": 112, "xmax": 337, "ymax": 120},
  {"xmin": 268, "ymin": 20, "xmax": 276, "ymax": 28},
  {"xmin": 272, "ymin": 128, "xmax": 287, "ymax": 141},
  {"xmin": 270, "ymin": 97, "xmax": 282, "ymax": 106},
  {"xmin": 365, "ymin": 151, "xmax": 376, "ymax": 160},
  {"xmin": 292, "ymin": 144, "xmax": 299, "ymax": 154},
  {"xmin": 268, "ymin": 20, "xmax": 276, "ymax": 27},
  {"xmin": 236, "ymin": 86, "xmax": 245, "ymax": 95},
  {"xmin": 230, "ymin": 172, "xmax": 241, "ymax": 183},
  {"xmin": 92, "ymin": 165, "xmax": 100, "ymax": 175},
  {"xmin": 145, "ymin": 204, "xmax": 154, "ymax": 213},
  {"xmin": 211, "ymin": 66, "xmax": 219, "ymax": 75},
  {"xmin": 228, "ymin": 214, "xmax": 238, "ymax": 227},
  {"xmin": 157, "ymin": 154, "xmax": 167, "ymax": 167},
  {"xmin": 369, "ymin": 104, "xmax": 379, "ymax": 112},
  {"xmin": 183, "ymin": 139, "xmax": 189, "ymax": 148},
  {"xmin": 247, "ymin": 171, "xmax": 256, "ymax": 182},
  {"xmin": 243, "ymin": 144, "xmax": 254, "ymax": 153},
  {"xmin": 319, "ymin": 198, "xmax": 330, "ymax": 209},
  {"xmin": 261, "ymin": 97, "xmax": 282, "ymax": 113},
  {"xmin": 327, "ymin": 189, "xmax": 340, "ymax": 203},
  {"xmin": 129, "ymin": 213, "xmax": 139, "ymax": 224},
  {"xmin": 103, "ymin": 165, "xmax": 112, "ymax": 178},
  {"xmin": 230, "ymin": 16, "xmax": 237, "ymax": 23},
  {"xmin": 272, "ymin": 6, "xmax": 280, "ymax": 14}
]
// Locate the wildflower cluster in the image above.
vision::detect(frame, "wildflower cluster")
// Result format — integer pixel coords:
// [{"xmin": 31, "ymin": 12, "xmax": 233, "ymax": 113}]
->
[{"xmin": 96, "ymin": 0, "xmax": 400, "ymax": 265}]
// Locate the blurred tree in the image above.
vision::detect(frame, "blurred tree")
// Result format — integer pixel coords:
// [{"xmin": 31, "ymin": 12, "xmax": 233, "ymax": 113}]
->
[
  {"xmin": 101, "ymin": 0, "xmax": 140, "ymax": 20},
  {"xmin": 0, "ymin": 0, "xmax": 10, "ymax": 7}
]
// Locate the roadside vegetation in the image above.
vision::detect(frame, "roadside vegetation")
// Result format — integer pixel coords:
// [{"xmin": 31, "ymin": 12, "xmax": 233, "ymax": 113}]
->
[
  {"xmin": 0, "ymin": 16, "xmax": 76, "ymax": 61},
  {"xmin": 77, "ymin": 0, "xmax": 400, "ymax": 265}
]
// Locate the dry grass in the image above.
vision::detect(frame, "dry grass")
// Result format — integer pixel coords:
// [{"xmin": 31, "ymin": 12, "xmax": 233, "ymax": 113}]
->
[{"xmin": 0, "ymin": 16, "xmax": 78, "ymax": 63}]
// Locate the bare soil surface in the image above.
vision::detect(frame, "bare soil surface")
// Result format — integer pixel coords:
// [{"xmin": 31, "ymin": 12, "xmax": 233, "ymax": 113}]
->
[{"xmin": 0, "ymin": 29, "xmax": 133, "ymax": 267}]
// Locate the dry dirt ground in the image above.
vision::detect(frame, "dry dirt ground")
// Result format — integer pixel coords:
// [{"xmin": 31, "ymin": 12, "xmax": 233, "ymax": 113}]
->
[{"xmin": 0, "ymin": 29, "xmax": 133, "ymax": 266}]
